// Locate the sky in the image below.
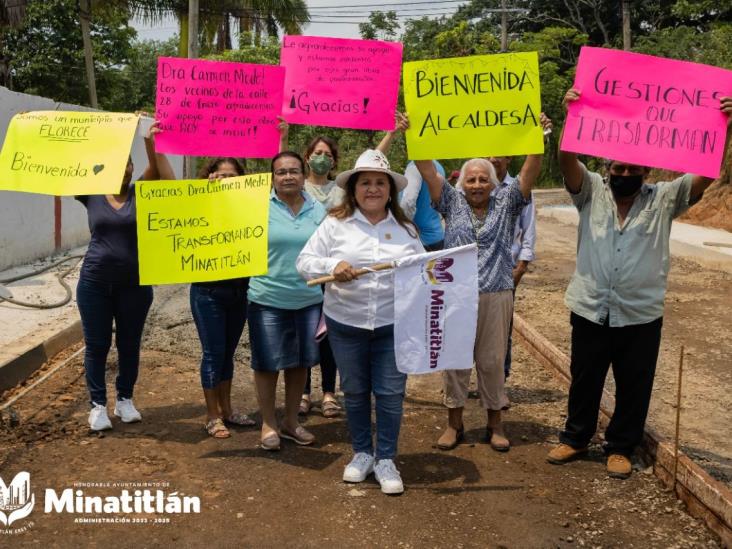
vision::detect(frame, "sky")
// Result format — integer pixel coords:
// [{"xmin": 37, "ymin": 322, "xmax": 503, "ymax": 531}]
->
[{"xmin": 132, "ymin": 0, "xmax": 464, "ymax": 43}]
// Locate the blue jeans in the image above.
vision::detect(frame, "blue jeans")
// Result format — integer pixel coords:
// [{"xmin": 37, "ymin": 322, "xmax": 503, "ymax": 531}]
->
[
  {"xmin": 76, "ymin": 276, "xmax": 153, "ymax": 406},
  {"xmin": 325, "ymin": 316, "xmax": 406, "ymax": 461},
  {"xmin": 190, "ymin": 283, "xmax": 247, "ymax": 389}
]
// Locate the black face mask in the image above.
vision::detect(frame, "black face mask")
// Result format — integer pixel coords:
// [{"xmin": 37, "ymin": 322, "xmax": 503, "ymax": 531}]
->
[{"xmin": 609, "ymin": 174, "xmax": 643, "ymax": 197}]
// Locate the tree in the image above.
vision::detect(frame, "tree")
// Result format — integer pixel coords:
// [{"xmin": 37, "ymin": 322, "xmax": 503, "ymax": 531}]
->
[
  {"xmin": 1, "ymin": 0, "xmax": 28, "ymax": 87},
  {"xmin": 236, "ymin": 0, "xmax": 309, "ymax": 47},
  {"xmin": 1, "ymin": 0, "xmax": 136, "ymax": 107},
  {"xmin": 359, "ymin": 11, "xmax": 400, "ymax": 41},
  {"xmin": 128, "ymin": 1, "xmax": 309, "ymax": 55},
  {"xmin": 106, "ymin": 37, "xmax": 178, "ymax": 112}
]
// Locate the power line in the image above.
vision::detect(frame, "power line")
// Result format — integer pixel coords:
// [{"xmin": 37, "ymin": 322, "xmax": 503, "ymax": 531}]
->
[{"xmin": 305, "ymin": 0, "xmax": 474, "ymax": 8}]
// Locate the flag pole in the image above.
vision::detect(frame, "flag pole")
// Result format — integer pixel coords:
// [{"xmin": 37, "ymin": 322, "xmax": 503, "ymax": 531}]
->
[{"xmin": 306, "ymin": 262, "xmax": 394, "ymax": 287}]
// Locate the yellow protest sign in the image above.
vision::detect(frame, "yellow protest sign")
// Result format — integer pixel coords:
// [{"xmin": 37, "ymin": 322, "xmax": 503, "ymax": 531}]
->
[
  {"xmin": 0, "ymin": 111, "xmax": 139, "ymax": 195},
  {"xmin": 135, "ymin": 174, "xmax": 271, "ymax": 285},
  {"xmin": 403, "ymin": 52, "xmax": 544, "ymax": 160}
]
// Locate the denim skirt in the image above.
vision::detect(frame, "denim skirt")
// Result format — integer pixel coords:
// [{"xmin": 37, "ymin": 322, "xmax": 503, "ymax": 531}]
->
[{"xmin": 248, "ymin": 301, "xmax": 321, "ymax": 372}]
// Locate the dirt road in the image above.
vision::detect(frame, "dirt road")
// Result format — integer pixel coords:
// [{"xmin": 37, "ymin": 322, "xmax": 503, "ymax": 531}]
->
[{"xmin": 0, "ymin": 275, "xmax": 722, "ymax": 547}]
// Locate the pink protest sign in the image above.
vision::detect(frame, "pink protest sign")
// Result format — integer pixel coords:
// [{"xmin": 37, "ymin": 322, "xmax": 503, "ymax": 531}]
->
[
  {"xmin": 561, "ymin": 47, "xmax": 732, "ymax": 178},
  {"xmin": 155, "ymin": 57, "xmax": 284, "ymax": 158},
  {"xmin": 280, "ymin": 35, "xmax": 403, "ymax": 130}
]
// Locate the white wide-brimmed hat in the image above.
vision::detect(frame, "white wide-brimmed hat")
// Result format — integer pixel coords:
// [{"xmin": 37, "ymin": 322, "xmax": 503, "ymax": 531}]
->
[{"xmin": 334, "ymin": 149, "xmax": 408, "ymax": 192}]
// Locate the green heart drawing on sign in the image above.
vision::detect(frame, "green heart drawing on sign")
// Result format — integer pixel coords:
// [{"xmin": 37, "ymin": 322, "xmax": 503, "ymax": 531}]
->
[{"xmin": 93, "ymin": 164, "xmax": 105, "ymax": 175}]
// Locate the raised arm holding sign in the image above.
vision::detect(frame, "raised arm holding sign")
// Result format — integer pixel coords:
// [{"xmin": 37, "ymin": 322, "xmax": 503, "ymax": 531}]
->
[
  {"xmin": 0, "ymin": 111, "xmax": 139, "ymax": 195},
  {"xmin": 551, "ymin": 49, "xmax": 732, "ymax": 477},
  {"xmin": 411, "ymin": 113, "xmax": 551, "ymax": 454},
  {"xmin": 560, "ymin": 46, "xmax": 732, "ymax": 179},
  {"xmin": 280, "ymin": 35, "xmax": 403, "ymax": 131},
  {"xmin": 154, "ymin": 57, "xmax": 284, "ymax": 158},
  {"xmin": 403, "ymin": 52, "xmax": 544, "ymax": 160},
  {"xmin": 135, "ymin": 173, "xmax": 271, "ymax": 285}
]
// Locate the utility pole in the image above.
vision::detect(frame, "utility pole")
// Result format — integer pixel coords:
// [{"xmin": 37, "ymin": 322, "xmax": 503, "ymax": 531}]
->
[
  {"xmin": 185, "ymin": 0, "xmax": 199, "ymax": 178},
  {"xmin": 500, "ymin": 0, "xmax": 508, "ymax": 52},
  {"xmin": 79, "ymin": 0, "xmax": 98, "ymax": 108},
  {"xmin": 622, "ymin": 0, "xmax": 632, "ymax": 50}
]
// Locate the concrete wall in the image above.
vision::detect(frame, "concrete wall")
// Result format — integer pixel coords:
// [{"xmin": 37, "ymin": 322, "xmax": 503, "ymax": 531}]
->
[{"xmin": 0, "ymin": 87, "xmax": 183, "ymax": 271}]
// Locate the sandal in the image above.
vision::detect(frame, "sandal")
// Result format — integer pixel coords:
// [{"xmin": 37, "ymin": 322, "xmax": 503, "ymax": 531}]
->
[
  {"xmin": 280, "ymin": 425, "xmax": 315, "ymax": 446},
  {"xmin": 205, "ymin": 418, "xmax": 230, "ymax": 439},
  {"xmin": 260, "ymin": 431, "xmax": 281, "ymax": 451},
  {"xmin": 224, "ymin": 411, "xmax": 256, "ymax": 427},
  {"xmin": 298, "ymin": 395, "xmax": 311, "ymax": 416},
  {"xmin": 321, "ymin": 397, "xmax": 341, "ymax": 418}
]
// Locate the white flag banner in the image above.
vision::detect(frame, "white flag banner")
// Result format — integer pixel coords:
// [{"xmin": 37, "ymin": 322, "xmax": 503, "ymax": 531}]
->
[{"xmin": 394, "ymin": 243, "xmax": 478, "ymax": 375}]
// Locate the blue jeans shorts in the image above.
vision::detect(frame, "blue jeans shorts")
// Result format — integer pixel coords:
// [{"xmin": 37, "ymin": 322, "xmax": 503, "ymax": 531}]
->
[{"xmin": 248, "ymin": 301, "xmax": 321, "ymax": 372}]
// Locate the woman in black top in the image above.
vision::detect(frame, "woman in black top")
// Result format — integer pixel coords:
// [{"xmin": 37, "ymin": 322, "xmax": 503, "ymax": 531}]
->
[
  {"xmin": 191, "ymin": 157, "xmax": 255, "ymax": 438},
  {"xmin": 76, "ymin": 120, "xmax": 174, "ymax": 431}
]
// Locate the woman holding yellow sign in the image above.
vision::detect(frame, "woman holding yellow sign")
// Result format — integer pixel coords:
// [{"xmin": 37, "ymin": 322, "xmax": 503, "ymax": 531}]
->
[
  {"xmin": 414, "ymin": 113, "xmax": 552, "ymax": 453},
  {"xmin": 76, "ymin": 119, "xmax": 174, "ymax": 432},
  {"xmin": 190, "ymin": 157, "xmax": 256, "ymax": 439}
]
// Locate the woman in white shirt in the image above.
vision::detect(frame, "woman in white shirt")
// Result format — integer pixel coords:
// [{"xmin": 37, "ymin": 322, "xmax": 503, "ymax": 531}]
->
[{"xmin": 297, "ymin": 149, "xmax": 424, "ymax": 495}]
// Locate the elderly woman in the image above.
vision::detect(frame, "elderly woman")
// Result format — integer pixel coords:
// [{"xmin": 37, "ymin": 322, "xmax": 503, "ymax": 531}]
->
[
  {"xmin": 247, "ymin": 151, "xmax": 326, "ymax": 450},
  {"xmin": 415, "ymin": 113, "xmax": 551, "ymax": 453},
  {"xmin": 191, "ymin": 157, "xmax": 256, "ymax": 439},
  {"xmin": 297, "ymin": 149, "xmax": 424, "ymax": 495}
]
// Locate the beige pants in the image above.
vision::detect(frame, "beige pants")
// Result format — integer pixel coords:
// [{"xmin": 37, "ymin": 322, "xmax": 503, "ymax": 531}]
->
[{"xmin": 443, "ymin": 290, "xmax": 512, "ymax": 411}]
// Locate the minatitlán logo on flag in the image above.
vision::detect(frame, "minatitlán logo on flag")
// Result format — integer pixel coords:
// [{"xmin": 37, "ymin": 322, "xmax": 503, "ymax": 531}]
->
[{"xmin": 425, "ymin": 257, "xmax": 454, "ymax": 284}]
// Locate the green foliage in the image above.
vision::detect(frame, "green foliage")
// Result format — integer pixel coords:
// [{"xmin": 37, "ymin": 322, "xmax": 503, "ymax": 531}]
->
[
  {"xmin": 1, "ymin": 0, "xmax": 136, "ymax": 108},
  {"xmin": 671, "ymin": 0, "xmax": 732, "ymax": 25},
  {"xmin": 108, "ymin": 37, "xmax": 178, "ymax": 112},
  {"xmin": 359, "ymin": 11, "xmax": 400, "ymax": 41},
  {"xmin": 633, "ymin": 23, "xmax": 732, "ymax": 70}
]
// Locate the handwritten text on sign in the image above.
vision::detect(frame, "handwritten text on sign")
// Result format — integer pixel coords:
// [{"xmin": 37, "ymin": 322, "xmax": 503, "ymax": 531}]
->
[
  {"xmin": 0, "ymin": 111, "xmax": 138, "ymax": 196},
  {"xmin": 403, "ymin": 52, "xmax": 544, "ymax": 160},
  {"xmin": 280, "ymin": 35, "xmax": 403, "ymax": 130},
  {"xmin": 561, "ymin": 47, "xmax": 732, "ymax": 178},
  {"xmin": 154, "ymin": 57, "xmax": 285, "ymax": 158},
  {"xmin": 136, "ymin": 174, "xmax": 271, "ymax": 285}
]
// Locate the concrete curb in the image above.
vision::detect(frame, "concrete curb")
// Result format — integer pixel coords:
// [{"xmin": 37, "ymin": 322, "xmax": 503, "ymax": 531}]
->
[{"xmin": 0, "ymin": 320, "xmax": 83, "ymax": 394}]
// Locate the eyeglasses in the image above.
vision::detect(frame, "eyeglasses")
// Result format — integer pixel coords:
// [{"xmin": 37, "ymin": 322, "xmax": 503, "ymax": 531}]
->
[{"xmin": 274, "ymin": 168, "xmax": 303, "ymax": 177}]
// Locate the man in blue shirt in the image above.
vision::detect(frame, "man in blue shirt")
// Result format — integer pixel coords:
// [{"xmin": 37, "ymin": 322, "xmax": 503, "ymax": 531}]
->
[{"xmin": 402, "ymin": 161, "xmax": 446, "ymax": 251}]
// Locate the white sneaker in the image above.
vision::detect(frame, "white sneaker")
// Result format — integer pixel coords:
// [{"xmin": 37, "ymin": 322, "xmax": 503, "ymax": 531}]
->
[
  {"xmin": 374, "ymin": 459, "xmax": 404, "ymax": 495},
  {"xmin": 342, "ymin": 452, "xmax": 375, "ymax": 483},
  {"xmin": 113, "ymin": 398, "xmax": 142, "ymax": 423},
  {"xmin": 88, "ymin": 403, "xmax": 112, "ymax": 431}
]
